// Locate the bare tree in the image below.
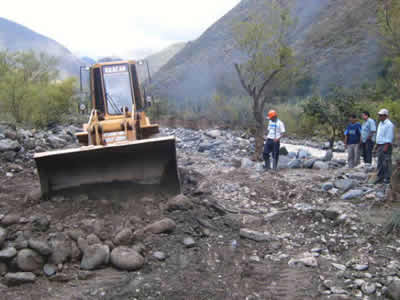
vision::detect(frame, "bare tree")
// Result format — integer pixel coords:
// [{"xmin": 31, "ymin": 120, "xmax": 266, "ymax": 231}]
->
[{"xmin": 233, "ymin": 0, "xmax": 297, "ymax": 159}]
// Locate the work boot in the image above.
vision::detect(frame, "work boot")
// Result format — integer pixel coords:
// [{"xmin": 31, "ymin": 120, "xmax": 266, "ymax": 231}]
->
[
  {"xmin": 264, "ymin": 158, "xmax": 271, "ymax": 171},
  {"xmin": 272, "ymin": 158, "xmax": 278, "ymax": 171}
]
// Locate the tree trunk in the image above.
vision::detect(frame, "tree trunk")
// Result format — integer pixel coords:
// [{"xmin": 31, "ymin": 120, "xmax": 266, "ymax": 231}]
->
[
  {"xmin": 329, "ymin": 127, "xmax": 337, "ymax": 149},
  {"xmin": 253, "ymin": 109, "xmax": 265, "ymax": 161}
]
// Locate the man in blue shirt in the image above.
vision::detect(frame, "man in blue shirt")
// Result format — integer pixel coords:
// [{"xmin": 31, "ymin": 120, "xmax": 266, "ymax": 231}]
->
[
  {"xmin": 375, "ymin": 109, "xmax": 395, "ymax": 184},
  {"xmin": 344, "ymin": 114, "xmax": 362, "ymax": 168},
  {"xmin": 361, "ymin": 111, "xmax": 376, "ymax": 164}
]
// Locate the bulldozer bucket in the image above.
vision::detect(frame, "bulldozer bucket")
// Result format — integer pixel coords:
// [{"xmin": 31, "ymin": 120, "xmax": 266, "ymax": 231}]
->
[{"xmin": 34, "ymin": 136, "xmax": 180, "ymax": 199}]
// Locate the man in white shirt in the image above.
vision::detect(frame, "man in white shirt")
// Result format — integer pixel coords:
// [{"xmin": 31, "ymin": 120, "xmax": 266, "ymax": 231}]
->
[
  {"xmin": 263, "ymin": 110, "xmax": 286, "ymax": 170},
  {"xmin": 375, "ymin": 108, "xmax": 395, "ymax": 184}
]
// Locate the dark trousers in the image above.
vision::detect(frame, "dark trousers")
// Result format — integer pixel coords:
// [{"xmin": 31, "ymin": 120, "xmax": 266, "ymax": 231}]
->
[
  {"xmin": 263, "ymin": 139, "xmax": 280, "ymax": 170},
  {"xmin": 362, "ymin": 139, "xmax": 374, "ymax": 164},
  {"xmin": 377, "ymin": 144, "xmax": 392, "ymax": 182}
]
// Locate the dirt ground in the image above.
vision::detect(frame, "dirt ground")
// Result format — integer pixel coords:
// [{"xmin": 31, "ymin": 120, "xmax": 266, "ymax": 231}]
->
[{"xmin": 0, "ymin": 154, "xmax": 398, "ymax": 300}]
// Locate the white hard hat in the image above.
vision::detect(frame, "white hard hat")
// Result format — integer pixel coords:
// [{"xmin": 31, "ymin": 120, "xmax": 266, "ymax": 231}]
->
[{"xmin": 378, "ymin": 108, "xmax": 389, "ymax": 115}]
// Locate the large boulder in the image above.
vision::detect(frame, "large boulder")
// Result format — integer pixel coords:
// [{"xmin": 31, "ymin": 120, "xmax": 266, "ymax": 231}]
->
[
  {"xmin": 16, "ymin": 249, "xmax": 45, "ymax": 272},
  {"xmin": 80, "ymin": 244, "xmax": 110, "ymax": 270},
  {"xmin": 110, "ymin": 247, "xmax": 144, "ymax": 271}
]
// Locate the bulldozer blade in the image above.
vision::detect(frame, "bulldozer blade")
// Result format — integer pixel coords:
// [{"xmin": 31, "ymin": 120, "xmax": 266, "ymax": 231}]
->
[{"xmin": 34, "ymin": 136, "xmax": 180, "ymax": 199}]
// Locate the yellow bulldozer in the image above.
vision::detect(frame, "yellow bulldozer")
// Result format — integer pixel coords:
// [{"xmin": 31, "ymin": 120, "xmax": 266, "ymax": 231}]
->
[{"xmin": 34, "ymin": 60, "xmax": 180, "ymax": 199}]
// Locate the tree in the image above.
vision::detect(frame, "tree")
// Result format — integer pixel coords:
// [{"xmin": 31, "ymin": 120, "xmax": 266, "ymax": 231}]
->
[
  {"xmin": 0, "ymin": 50, "xmax": 77, "ymax": 127},
  {"xmin": 233, "ymin": 0, "xmax": 297, "ymax": 159},
  {"xmin": 377, "ymin": 0, "xmax": 400, "ymax": 97},
  {"xmin": 302, "ymin": 88, "xmax": 356, "ymax": 148}
]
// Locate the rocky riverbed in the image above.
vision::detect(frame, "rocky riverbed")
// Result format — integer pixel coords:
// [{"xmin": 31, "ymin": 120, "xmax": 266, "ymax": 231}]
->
[{"xmin": 0, "ymin": 123, "xmax": 399, "ymax": 299}]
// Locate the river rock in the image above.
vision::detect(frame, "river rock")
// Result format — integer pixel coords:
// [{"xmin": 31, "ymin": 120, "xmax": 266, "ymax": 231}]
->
[
  {"xmin": 113, "ymin": 228, "xmax": 133, "ymax": 246},
  {"xmin": 86, "ymin": 234, "xmax": 101, "ymax": 245},
  {"xmin": 322, "ymin": 150, "xmax": 333, "ymax": 162},
  {"xmin": 334, "ymin": 179, "xmax": 354, "ymax": 192},
  {"xmin": 0, "ymin": 139, "xmax": 20, "ymax": 152},
  {"xmin": 166, "ymin": 194, "xmax": 193, "ymax": 211},
  {"xmin": 28, "ymin": 239, "xmax": 52, "ymax": 256},
  {"xmin": 240, "ymin": 228, "xmax": 271, "ymax": 242},
  {"xmin": 0, "ymin": 247, "xmax": 17, "ymax": 259},
  {"xmin": 80, "ymin": 244, "xmax": 110, "ymax": 270},
  {"xmin": 183, "ymin": 237, "xmax": 196, "ymax": 247},
  {"xmin": 47, "ymin": 135, "xmax": 66, "ymax": 149},
  {"xmin": 205, "ymin": 129, "xmax": 221, "ymax": 139},
  {"xmin": 0, "ymin": 262, "xmax": 7, "ymax": 275},
  {"xmin": 288, "ymin": 159, "xmax": 302, "ymax": 169},
  {"xmin": 198, "ymin": 142, "xmax": 214, "ymax": 152},
  {"xmin": 5, "ymin": 272, "xmax": 36, "ymax": 286},
  {"xmin": 31, "ymin": 215, "xmax": 50, "ymax": 232},
  {"xmin": 16, "ymin": 249, "xmax": 44, "ymax": 272},
  {"xmin": 341, "ymin": 189, "xmax": 363, "ymax": 200},
  {"xmin": 0, "ymin": 227, "xmax": 6, "ymax": 247},
  {"xmin": 110, "ymin": 247, "xmax": 144, "ymax": 271},
  {"xmin": 322, "ymin": 182, "xmax": 334, "ymax": 192},
  {"xmin": 361, "ymin": 282, "xmax": 376, "ymax": 295},
  {"xmin": 297, "ymin": 149, "xmax": 310, "ymax": 159},
  {"xmin": 43, "ymin": 264, "xmax": 57, "ymax": 276},
  {"xmin": 386, "ymin": 279, "xmax": 400, "ymax": 300},
  {"xmin": 144, "ymin": 218, "xmax": 176, "ymax": 234},
  {"xmin": 153, "ymin": 251, "xmax": 166, "ymax": 261},
  {"xmin": 1, "ymin": 214, "xmax": 20, "ymax": 226},
  {"xmin": 241, "ymin": 157, "xmax": 254, "ymax": 169},
  {"xmin": 48, "ymin": 233, "xmax": 71, "ymax": 264},
  {"xmin": 313, "ymin": 161, "xmax": 329, "ymax": 170},
  {"xmin": 288, "ymin": 255, "xmax": 318, "ymax": 267},
  {"xmin": 304, "ymin": 159, "xmax": 316, "ymax": 169}
]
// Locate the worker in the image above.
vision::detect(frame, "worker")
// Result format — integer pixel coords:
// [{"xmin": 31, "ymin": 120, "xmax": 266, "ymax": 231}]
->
[
  {"xmin": 388, "ymin": 130, "xmax": 400, "ymax": 201},
  {"xmin": 263, "ymin": 110, "xmax": 285, "ymax": 171},
  {"xmin": 344, "ymin": 114, "xmax": 362, "ymax": 168},
  {"xmin": 375, "ymin": 109, "xmax": 395, "ymax": 184},
  {"xmin": 360, "ymin": 111, "xmax": 376, "ymax": 165}
]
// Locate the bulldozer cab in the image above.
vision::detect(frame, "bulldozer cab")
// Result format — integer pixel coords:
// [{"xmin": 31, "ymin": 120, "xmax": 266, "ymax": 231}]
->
[{"xmin": 91, "ymin": 61, "xmax": 144, "ymax": 117}]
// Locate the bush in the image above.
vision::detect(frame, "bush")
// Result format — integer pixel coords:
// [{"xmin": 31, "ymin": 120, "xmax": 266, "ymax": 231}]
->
[{"xmin": 0, "ymin": 50, "xmax": 77, "ymax": 128}]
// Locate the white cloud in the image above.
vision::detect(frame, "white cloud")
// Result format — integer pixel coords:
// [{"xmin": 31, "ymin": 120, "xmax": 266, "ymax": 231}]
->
[{"xmin": 1, "ymin": 0, "xmax": 240, "ymax": 58}]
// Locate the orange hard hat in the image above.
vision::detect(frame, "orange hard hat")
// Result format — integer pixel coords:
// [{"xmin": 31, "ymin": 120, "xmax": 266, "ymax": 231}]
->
[{"xmin": 267, "ymin": 110, "xmax": 277, "ymax": 119}]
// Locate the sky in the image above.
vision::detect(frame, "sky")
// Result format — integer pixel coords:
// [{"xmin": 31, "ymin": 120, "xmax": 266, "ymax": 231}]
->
[{"xmin": 1, "ymin": 0, "xmax": 241, "ymax": 59}]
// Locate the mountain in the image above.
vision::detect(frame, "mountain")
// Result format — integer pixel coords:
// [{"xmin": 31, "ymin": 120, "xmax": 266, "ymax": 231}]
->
[
  {"xmin": 81, "ymin": 56, "xmax": 96, "ymax": 66},
  {"xmin": 150, "ymin": 0, "xmax": 382, "ymax": 102},
  {"xmin": 146, "ymin": 43, "xmax": 187, "ymax": 76},
  {"xmin": 0, "ymin": 17, "xmax": 82, "ymax": 77}
]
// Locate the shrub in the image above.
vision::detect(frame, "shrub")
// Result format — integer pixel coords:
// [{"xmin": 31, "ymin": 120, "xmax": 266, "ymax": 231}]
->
[{"xmin": 0, "ymin": 50, "xmax": 77, "ymax": 128}]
